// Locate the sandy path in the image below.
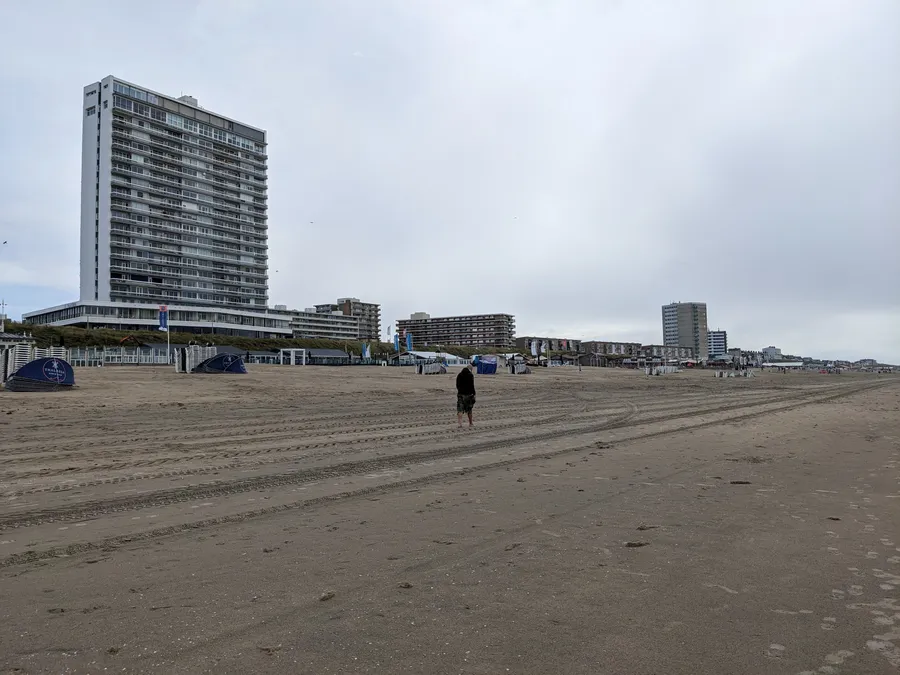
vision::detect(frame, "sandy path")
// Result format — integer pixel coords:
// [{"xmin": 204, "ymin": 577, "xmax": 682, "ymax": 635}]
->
[{"xmin": 0, "ymin": 367, "xmax": 897, "ymax": 673}]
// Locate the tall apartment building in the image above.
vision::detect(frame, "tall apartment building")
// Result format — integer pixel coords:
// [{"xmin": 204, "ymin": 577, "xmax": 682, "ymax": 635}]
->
[
  {"xmin": 315, "ymin": 298, "xmax": 381, "ymax": 340},
  {"xmin": 396, "ymin": 312, "xmax": 515, "ymax": 349},
  {"xmin": 708, "ymin": 330, "xmax": 728, "ymax": 357},
  {"xmin": 23, "ymin": 76, "xmax": 290, "ymax": 338},
  {"xmin": 662, "ymin": 302, "xmax": 709, "ymax": 361}
]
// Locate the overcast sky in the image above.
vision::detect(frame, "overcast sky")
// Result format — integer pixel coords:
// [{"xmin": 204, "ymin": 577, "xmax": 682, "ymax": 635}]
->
[{"xmin": 1, "ymin": 0, "xmax": 898, "ymax": 361}]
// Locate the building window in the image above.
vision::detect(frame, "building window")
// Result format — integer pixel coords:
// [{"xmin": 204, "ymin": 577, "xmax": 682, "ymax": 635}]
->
[
  {"xmin": 103, "ymin": 100, "xmax": 109, "ymax": 109},
  {"xmin": 86, "ymin": 106, "xmax": 96, "ymax": 116}
]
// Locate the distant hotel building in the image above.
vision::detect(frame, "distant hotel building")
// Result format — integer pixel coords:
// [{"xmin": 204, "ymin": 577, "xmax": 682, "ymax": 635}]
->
[
  {"xmin": 396, "ymin": 312, "xmax": 515, "ymax": 349},
  {"xmin": 639, "ymin": 344, "xmax": 697, "ymax": 362},
  {"xmin": 662, "ymin": 302, "xmax": 709, "ymax": 361},
  {"xmin": 516, "ymin": 336, "xmax": 582, "ymax": 354},
  {"xmin": 762, "ymin": 346, "xmax": 783, "ymax": 361},
  {"xmin": 314, "ymin": 298, "xmax": 381, "ymax": 340},
  {"xmin": 582, "ymin": 340, "xmax": 641, "ymax": 357},
  {"xmin": 23, "ymin": 75, "xmax": 290, "ymax": 338},
  {"xmin": 708, "ymin": 330, "xmax": 728, "ymax": 357},
  {"xmin": 290, "ymin": 308, "xmax": 359, "ymax": 341}
]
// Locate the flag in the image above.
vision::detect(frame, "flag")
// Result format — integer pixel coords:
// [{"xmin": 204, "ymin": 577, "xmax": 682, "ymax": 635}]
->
[
  {"xmin": 394, "ymin": 334, "xmax": 400, "ymax": 352},
  {"xmin": 406, "ymin": 333, "xmax": 413, "ymax": 351},
  {"xmin": 530, "ymin": 340, "xmax": 538, "ymax": 357},
  {"xmin": 158, "ymin": 305, "xmax": 168, "ymax": 332}
]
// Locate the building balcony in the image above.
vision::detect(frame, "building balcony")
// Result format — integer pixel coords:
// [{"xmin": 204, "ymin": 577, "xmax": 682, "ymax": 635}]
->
[
  {"xmin": 111, "ymin": 124, "xmax": 269, "ymax": 181},
  {"xmin": 110, "ymin": 167, "xmax": 264, "ymax": 221},
  {"xmin": 109, "ymin": 236, "xmax": 239, "ymax": 266},
  {"xmin": 109, "ymin": 218, "xmax": 246, "ymax": 255},
  {"xmin": 109, "ymin": 176, "xmax": 266, "ymax": 240},
  {"xmin": 109, "ymin": 239, "xmax": 267, "ymax": 270},
  {"xmin": 110, "ymin": 165, "xmax": 267, "ymax": 216},
  {"xmin": 107, "ymin": 251, "xmax": 267, "ymax": 281},
  {"xmin": 110, "ymin": 188, "xmax": 267, "ymax": 239},
  {"xmin": 109, "ymin": 264, "xmax": 266, "ymax": 291},
  {"xmin": 111, "ymin": 116, "xmax": 268, "ymax": 173},
  {"xmin": 109, "ymin": 209, "xmax": 263, "ymax": 249},
  {"xmin": 109, "ymin": 204, "xmax": 267, "ymax": 255},
  {"xmin": 109, "ymin": 150, "xmax": 268, "ymax": 215}
]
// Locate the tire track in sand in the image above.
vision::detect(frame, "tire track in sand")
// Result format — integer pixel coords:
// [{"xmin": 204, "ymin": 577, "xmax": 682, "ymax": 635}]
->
[
  {"xmin": 1, "ymin": 380, "xmax": 887, "ymax": 567},
  {"xmin": 1, "ymin": 381, "xmax": 883, "ymax": 533}
]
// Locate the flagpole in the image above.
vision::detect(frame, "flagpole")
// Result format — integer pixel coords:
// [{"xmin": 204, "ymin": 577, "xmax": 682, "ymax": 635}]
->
[{"xmin": 159, "ymin": 305, "xmax": 170, "ymax": 364}]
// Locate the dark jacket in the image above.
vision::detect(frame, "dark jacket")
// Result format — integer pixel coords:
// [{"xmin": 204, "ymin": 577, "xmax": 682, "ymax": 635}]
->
[{"xmin": 456, "ymin": 368, "xmax": 475, "ymax": 396}]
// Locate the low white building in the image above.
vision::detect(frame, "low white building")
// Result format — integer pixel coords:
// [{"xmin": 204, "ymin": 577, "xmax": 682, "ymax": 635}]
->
[
  {"xmin": 23, "ymin": 301, "xmax": 292, "ymax": 339},
  {"xmin": 762, "ymin": 346, "xmax": 783, "ymax": 361},
  {"xmin": 392, "ymin": 351, "xmax": 471, "ymax": 366}
]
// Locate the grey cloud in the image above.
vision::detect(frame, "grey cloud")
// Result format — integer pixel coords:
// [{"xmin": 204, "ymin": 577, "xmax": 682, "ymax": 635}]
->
[{"xmin": 0, "ymin": 0, "xmax": 897, "ymax": 360}]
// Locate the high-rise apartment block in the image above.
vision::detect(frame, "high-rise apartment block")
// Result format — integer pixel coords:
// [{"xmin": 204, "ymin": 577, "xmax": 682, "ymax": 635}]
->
[
  {"xmin": 662, "ymin": 302, "xmax": 709, "ymax": 361},
  {"xmin": 24, "ymin": 76, "xmax": 290, "ymax": 337},
  {"xmin": 708, "ymin": 330, "xmax": 728, "ymax": 357},
  {"xmin": 315, "ymin": 298, "xmax": 381, "ymax": 340}
]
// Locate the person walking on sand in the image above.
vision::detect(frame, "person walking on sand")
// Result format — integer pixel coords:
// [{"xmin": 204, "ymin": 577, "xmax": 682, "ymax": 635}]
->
[{"xmin": 456, "ymin": 364, "xmax": 476, "ymax": 429}]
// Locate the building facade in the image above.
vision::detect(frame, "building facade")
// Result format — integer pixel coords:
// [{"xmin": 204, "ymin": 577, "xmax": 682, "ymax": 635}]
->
[
  {"xmin": 639, "ymin": 344, "xmax": 697, "ymax": 361},
  {"xmin": 662, "ymin": 302, "xmax": 709, "ymax": 360},
  {"xmin": 396, "ymin": 313, "xmax": 515, "ymax": 349},
  {"xmin": 516, "ymin": 337, "xmax": 582, "ymax": 354},
  {"xmin": 291, "ymin": 309, "xmax": 360, "ymax": 341},
  {"xmin": 23, "ymin": 75, "xmax": 285, "ymax": 337},
  {"xmin": 23, "ymin": 300, "xmax": 291, "ymax": 338},
  {"xmin": 87, "ymin": 76, "xmax": 268, "ymax": 308},
  {"xmin": 762, "ymin": 346, "xmax": 783, "ymax": 361},
  {"xmin": 315, "ymin": 298, "xmax": 381, "ymax": 340},
  {"xmin": 582, "ymin": 340, "xmax": 641, "ymax": 357},
  {"xmin": 708, "ymin": 330, "xmax": 728, "ymax": 357}
]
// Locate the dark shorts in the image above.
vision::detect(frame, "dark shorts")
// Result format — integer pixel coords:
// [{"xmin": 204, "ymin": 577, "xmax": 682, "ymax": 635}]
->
[{"xmin": 457, "ymin": 393, "xmax": 476, "ymax": 414}]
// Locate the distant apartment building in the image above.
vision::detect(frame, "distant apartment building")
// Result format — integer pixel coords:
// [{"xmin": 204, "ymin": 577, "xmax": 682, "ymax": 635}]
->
[
  {"xmin": 662, "ymin": 302, "xmax": 709, "ymax": 360},
  {"xmin": 762, "ymin": 346, "xmax": 783, "ymax": 361},
  {"xmin": 639, "ymin": 344, "xmax": 697, "ymax": 361},
  {"xmin": 516, "ymin": 336, "xmax": 582, "ymax": 354},
  {"xmin": 315, "ymin": 297, "xmax": 381, "ymax": 340},
  {"xmin": 708, "ymin": 330, "xmax": 728, "ymax": 357},
  {"xmin": 396, "ymin": 312, "xmax": 515, "ymax": 349},
  {"xmin": 582, "ymin": 340, "xmax": 641, "ymax": 357},
  {"xmin": 290, "ymin": 308, "xmax": 359, "ymax": 341}
]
